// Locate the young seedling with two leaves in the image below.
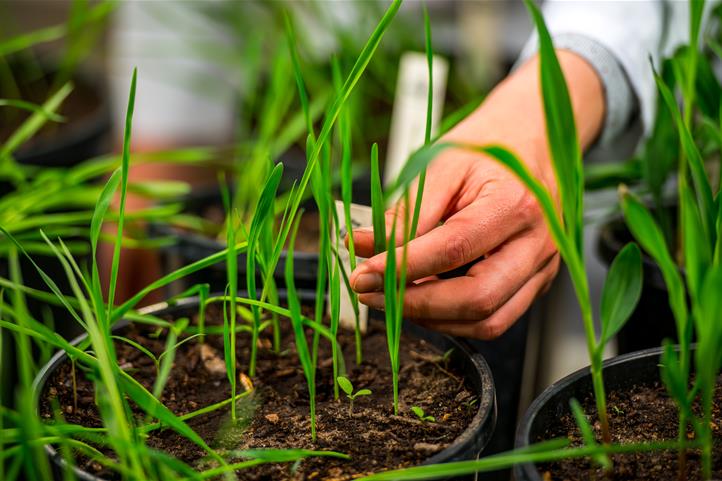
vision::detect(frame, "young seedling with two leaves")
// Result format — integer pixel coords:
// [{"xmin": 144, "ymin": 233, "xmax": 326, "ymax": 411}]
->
[
  {"xmin": 337, "ymin": 376, "xmax": 371, "ymax": 415},
  {"xmin": 410, "ymin": 406, "xmax": 435, "ymax": 423}
]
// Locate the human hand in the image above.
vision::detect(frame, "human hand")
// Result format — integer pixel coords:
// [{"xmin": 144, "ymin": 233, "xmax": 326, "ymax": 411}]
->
[{"xmin": 347, "ymin": 51, "xmax": 604, "ymax": 339}]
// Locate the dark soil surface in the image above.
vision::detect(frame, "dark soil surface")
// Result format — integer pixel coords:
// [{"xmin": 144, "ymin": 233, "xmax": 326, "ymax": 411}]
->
[
  {"xmin": 40, "ymin": 305, "xmax": 478, "ymax": 480},
  {"xmin": 538, "ymin": 378, "xmax": 722, "ymax": 480}
]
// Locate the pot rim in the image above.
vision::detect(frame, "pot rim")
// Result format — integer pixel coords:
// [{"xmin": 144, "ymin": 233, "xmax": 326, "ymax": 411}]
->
[{"xmin": 33, "ymin": 295, "xmax": 496, "ymax": 481}]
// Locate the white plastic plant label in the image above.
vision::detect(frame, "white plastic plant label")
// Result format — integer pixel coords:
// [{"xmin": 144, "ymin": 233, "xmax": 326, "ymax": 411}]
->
[
  {"xmin": 330, "ymin": 201, "xmax": 373, "ymax": 332},
  {"xmin": 384, "ymin": 52, "xmax": 448, "ymax": 192}
]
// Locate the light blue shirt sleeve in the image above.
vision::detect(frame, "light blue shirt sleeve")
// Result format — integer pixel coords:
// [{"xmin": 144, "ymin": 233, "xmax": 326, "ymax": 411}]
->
[{"xmin": 519, "ymin": 1, "xmax": 715, "ymax": 148}]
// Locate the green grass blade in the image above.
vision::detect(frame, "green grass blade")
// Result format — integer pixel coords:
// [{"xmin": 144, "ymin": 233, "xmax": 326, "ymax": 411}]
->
[
  {"xmin": 0, "ymin": 99, "xmax": 66, "ymax": 122},
  {"xmin": 654, "ymin": 69, "xmax": 715, "ymax": 241},
  {"xmin": 569, "ymin": 399, "xmax": 610, "ymax": 469},
  {"xmin": 285, "ymin": 212, "xmax": 317, "ymax": 441},
  {"xmin": 107, "ymin": 68, "xmax": 137, "ymax": 321},
  {"xmin": 370, "ymin": 143, "xmax": 386, "ymax": 254},
  {"xmin": 0, "ymin": 82, "xmax": 73, "ymax": 164},
  {"xmin": 409, "ymin": 5, "xmax": 434, "ymax": 241},
  {"xmin": 523, "ymin": 0, "xmax": 583, "ymax": 253},
  {"xmin": 620, "ymin": 189, "xmax": 690, "ymax": 372}
]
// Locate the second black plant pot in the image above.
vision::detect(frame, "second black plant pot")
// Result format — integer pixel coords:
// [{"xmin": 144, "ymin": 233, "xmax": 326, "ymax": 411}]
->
[
  {"xmin": 513, "ymin": 347, "xmax": 666, "ymax": 481},
  {"xmin": 34, "ymin": 292, "xmax": 496, "ymax": 481}
]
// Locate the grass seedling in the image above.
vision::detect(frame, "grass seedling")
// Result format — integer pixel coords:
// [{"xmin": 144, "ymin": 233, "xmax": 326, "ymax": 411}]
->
[
  {"xmin": 285, "ymin": 212, "xmax": 318, "ymax": 441},
  {"xmin": 244, "ymin": 163, "xmax": 284, "ymax": 377},
  {"xmin": 618, "ymin": 40, "xmax": 722, "ymax": 476},
  {"xmin": 410, "ymin": 406, "xmax": 435, "ymax": 423},
  {"xmin": 451, "ymin": 0, "xmax": 645, "ymax": 446},
  {"xmin": 336, "ymin": 376, "xmax": 371, "ymax": 414}
]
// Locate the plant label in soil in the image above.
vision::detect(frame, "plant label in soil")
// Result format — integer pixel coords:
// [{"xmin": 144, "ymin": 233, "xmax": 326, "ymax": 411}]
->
[
  {"xmin": 332, "ymin": 200, "xmax": 372, "ymax": 332},
  {"xmin": 385, "ymin": 51, "xmax": 448, "ymax": 197}
]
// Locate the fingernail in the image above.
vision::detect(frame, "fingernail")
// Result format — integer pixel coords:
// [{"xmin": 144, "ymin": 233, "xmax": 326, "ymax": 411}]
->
[
  {"xmin": 354, "ymin": 226, "xmax": 373, "ymax": 234},
  {"xmin": 353, "ymin": 272, "xmax": 383, "ymax": 293}
]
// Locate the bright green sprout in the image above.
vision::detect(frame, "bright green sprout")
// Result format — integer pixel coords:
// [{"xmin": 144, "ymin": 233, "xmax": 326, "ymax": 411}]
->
[
  {"xmin": 336, "ymin": 376, "xmax": 372, "ymax": 414},
  {"xmin": 410, "ymin": 406, "xmax": 435, "ymax": 423}
]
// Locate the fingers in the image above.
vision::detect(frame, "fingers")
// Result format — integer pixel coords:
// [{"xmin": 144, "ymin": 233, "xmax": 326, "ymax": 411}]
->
[
  {"xmin": 358, "ymin": 232, "xmax": 556, "ymax": 318},
  {"xmin": 351, "ymin": 157, "xmax": 467, "ymax": 258},
  {"xmin": 415, "ymin": 255, "xmax": 559, "ymax": 339},
  {"xmin": 359, "ymin": 252, "xmax": 560, "ymax": 339},
  {"xmin": 351, "ymin": 190, "xmax": 539, "ymax": 292}
]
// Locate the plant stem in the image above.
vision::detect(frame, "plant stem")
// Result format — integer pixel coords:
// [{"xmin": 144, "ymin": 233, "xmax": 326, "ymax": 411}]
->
[
  {"xmin": 71, "ymin": 359, "xmax": 78, "ymax": 413},
  {"xmin": 677, "ymin": 415, "xmax": 688, "ymax": 481}
]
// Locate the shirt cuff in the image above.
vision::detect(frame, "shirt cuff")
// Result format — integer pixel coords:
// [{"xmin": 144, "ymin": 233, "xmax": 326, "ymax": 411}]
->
[{"xmin": 519, "ymin": 33, "xmax": 636, "ymax": 147}]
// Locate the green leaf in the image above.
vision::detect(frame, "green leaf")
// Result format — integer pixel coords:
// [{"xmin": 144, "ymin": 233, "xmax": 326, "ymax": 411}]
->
[
  {"xmin": 337, "ymin": 376, "xmax": 353, "ymax": 396},
  {"xmin": 107, "ymin": 68, "xmax": 137, "ymax": 320},
  {"xmin": 619, "ymin": 191, "xmax": 688, "ymax": 337},
  {"xmin": 599, "ymin": 243, "xmax": 643, "ymax": 347},
  {"xmin": 285, "ymin": 212, "xmax": 317, "ymax": 441},
  {"xmin": 386, "ymin": 142, "xmax": 447, "ymax": 203},
  {"xmin": 654, "ymin": 68, "xmax": 715, "ymax": 242},
  {"xmin": 116, "ymin": 371, "xmax": 223, "ymax": 464},
  {"xmin": 411, "ymin": 406, "xmax": 424, "ymax": 418},
  {"xmin": 0, "ymin": 82, "xmax": 73, "ymax": 163},
  {"xmin": 90, "ymin": 168, "xmax": 121, "ymax": 307},
  {"xmin": 111, "ymin": 335, "xmax": 157, "ymax": 366},
  {"xmin": 523, "ymin": 0, "xmax": 583, "ymax": 253},
  {"xmin": 680, "ymin": 176, "xmax": 711, "ymax": 300},
  {"xmin": 0, "ymin": 99, "xmax": 66, "ymax": 122},
  {"xmin": 370, "ymin": 142, "xmax": 386, "ymax": 255},
  {"xmin": 355, "ymin": 389, "xmax": 372, "ymax": 397},
  {"xmin": 660, "ymin": 341, "xmax": 690, "ymax": 412}
]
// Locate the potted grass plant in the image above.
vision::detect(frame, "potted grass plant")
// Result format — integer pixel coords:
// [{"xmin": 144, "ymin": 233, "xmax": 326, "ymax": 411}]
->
[
  {"xmin": 595, "ymin": 3, "xmax": 722, "ymax": 354},
  {"xmin": 512, "ymin": 1, "xmax": 722, "ymax": 480},
  {"xmin": 0, "ymin": 4, "xmax": 502, "ymax": 480}
]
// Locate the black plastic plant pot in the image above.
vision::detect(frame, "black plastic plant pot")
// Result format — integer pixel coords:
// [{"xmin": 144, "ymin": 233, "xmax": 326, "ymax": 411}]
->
[
  {"xmin": 513, "ymin": 347, "xmax": 665, "ymax": 481},
  {"xmin": 33, "ymin": 294, "xmax": 496, "ymax": 481},
  {"xmin": 597, "ymin": 210, "xmax": 680, "ymax": 354},
  {"xmin": 149, "ymin": 187, "xmax": 321, "ymax": 295}
]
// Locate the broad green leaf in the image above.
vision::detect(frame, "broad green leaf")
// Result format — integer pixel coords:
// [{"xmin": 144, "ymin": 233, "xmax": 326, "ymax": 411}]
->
[
  {"xmin": 355, "ymin": 389, "xmax": 372, "ymax": 396},
  {"xmin": 337, "ymin": 376, "xmax": 353, "ymax": 396},
  {"xmin": 600, "ymin": 243, "xmax": 643, "ymax": 347},
  {"xmin": 620, "ymin": 191, "xmax": 687, "ymax": 326},
  {"xmin": 524, "ymin": 0, "xmax": 583, "ymax": 253}
]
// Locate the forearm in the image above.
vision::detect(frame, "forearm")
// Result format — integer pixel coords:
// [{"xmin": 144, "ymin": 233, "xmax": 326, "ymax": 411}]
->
[{"xmin": 445, "ymin": 50, "xmax": 605, "ymax": 158}]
